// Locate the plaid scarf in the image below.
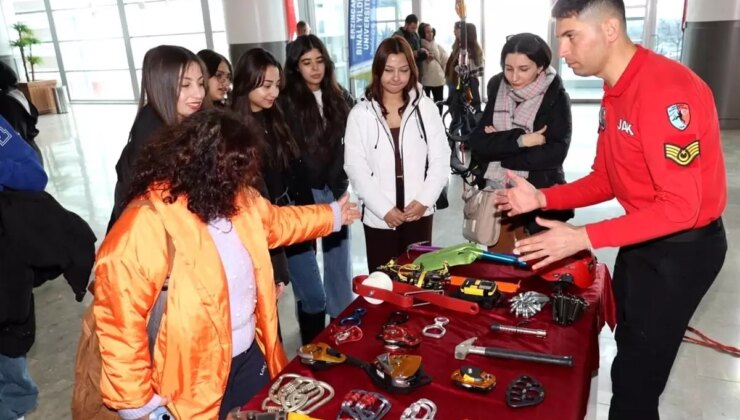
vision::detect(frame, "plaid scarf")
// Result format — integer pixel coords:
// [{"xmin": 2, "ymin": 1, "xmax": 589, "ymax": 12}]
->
[
  {"xmin": 493, "ymin": 66, "xmax": 555, "ymax": 132},
  {"xmin": 484, "ymin": 67, "xmax": 556, "ymax": 187}
]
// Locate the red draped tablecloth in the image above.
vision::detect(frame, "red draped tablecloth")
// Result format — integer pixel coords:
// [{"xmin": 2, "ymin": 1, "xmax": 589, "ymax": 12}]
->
[{"xmin": 244, "ymin": 259, "xmax": 616, "ymax": 420}]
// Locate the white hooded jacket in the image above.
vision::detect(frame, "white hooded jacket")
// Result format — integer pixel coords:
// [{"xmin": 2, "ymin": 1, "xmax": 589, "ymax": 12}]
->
[{"xmin": 344, "ymin": 86, "xmax": 449, "ymax": 229}]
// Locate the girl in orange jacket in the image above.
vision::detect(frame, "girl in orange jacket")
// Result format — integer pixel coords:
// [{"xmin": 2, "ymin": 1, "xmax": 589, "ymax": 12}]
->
[{"xmin": 94, "ymin": 109, "xmax": 359, "ymax": 420}]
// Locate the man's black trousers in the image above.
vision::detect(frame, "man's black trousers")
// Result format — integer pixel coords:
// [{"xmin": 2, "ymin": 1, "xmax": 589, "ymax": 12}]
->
[{"xmin": 609, "ymin": 219, "xmax": 726, "ymax": 419}]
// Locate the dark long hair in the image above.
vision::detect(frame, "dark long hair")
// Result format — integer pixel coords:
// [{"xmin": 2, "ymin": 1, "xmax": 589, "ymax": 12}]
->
[
  {"xmin": 127, "ymin": 108, "xmax": 262, "ymax": 222},
  {"xmin": 231, "ymin": 48, "xmax": 298, "ymax": 169},
  {"xmin": 197, "ymin": 49, "xmax": 232, "ymax": 79},
  {"xmin": 284, "ymin": 34, "xmax": 350, "ymax": 155},
  {"xmin": 418, "ymin": 22, "xmax": 435, "ymax": 41},
  {"xmin": 139, "ymin": 45, "xmax": 209, "ymax": 126},
  {"xmin": 366, "ymin": 37, "xmax": 419, "ymax": 117},
  {"xmin": 500, "ymin": 33, "xmax": 552, "ymax": 70},
  {"xmin": 446, "ymin": 23, "xmax": 483, "ymax": 81}
]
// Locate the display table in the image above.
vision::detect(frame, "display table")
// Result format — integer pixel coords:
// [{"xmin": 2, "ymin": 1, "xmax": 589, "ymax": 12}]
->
[{"xmin": 244, "ymin": 259, "xmax": 616, "ymax": 419}]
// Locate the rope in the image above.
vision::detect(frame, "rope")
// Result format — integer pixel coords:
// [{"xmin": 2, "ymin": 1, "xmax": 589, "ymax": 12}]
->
[{"xmin": 683, "ymin": 326, "xmax": 740, "ymax": 357}]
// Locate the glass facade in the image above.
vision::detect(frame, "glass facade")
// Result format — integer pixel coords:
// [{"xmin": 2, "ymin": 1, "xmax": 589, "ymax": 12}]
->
[
  {"xmin": 7, "ymin": 0, "xmax": 228, "ymax": 101},
  {"xmin": 558, "ymin": 0, "xmax": 687, "ymax": 101},
  {"xmin": 5, "ymin": 0, "xmax": 686, "ymax": 103},
  {"xmin": 308, "ymin": 0, "xmax": 411, "ymax": 93}
]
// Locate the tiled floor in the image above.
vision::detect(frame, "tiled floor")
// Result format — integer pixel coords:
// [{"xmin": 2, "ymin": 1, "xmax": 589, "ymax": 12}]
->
[{"xmin": 20, "ymin": 104, "xmax": 740, "ymax": 419}]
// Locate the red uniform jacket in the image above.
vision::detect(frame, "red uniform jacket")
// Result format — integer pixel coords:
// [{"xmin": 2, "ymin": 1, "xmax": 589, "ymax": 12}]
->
[{"xmin": 542, "ymin": 46, "xmax": 726, "ymax": 248}]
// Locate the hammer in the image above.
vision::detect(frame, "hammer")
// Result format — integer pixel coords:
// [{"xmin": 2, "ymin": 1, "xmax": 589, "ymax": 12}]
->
[{"xmin": 454, "ymin": 337, "xmax": 574, "ymax": 367}]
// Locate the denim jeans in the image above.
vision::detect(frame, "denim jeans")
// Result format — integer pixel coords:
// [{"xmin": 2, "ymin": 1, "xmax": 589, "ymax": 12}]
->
[
  {"xmin": 0, "ymin": 354, "xmax": 38, "ymax": 420},
  {"xmin": 287, "ymin": 186, "xmax": 355, "ymax": 318}
]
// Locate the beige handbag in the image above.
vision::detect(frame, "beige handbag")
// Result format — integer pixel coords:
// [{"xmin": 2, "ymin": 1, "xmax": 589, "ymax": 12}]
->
[{"xmin": 462, "ymin": 187, "xmax": 502, "ymax": 246}]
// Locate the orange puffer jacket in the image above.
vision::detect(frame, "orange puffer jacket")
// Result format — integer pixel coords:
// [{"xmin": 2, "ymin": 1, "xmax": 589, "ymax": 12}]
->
[{"xmin": 93, "ymin": 188, "xmax": 334, "ymax": 419}]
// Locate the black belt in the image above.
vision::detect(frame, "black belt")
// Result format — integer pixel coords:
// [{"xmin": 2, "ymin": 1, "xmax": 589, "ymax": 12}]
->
[{"xmin": 662, "ymin": 218, "xmax": 723, "ymax": 243}]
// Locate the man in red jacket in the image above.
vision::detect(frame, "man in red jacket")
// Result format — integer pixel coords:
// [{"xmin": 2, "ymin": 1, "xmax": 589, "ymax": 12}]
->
[{"xmin": 496, "ymin": 1, "xmax": 727, "ymax": 419}]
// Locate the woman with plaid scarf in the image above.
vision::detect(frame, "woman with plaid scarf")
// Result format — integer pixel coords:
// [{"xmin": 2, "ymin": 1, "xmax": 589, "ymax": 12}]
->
[{"xmin": 469, "ymin": 33, "xmax": 574, "ymax": 253}]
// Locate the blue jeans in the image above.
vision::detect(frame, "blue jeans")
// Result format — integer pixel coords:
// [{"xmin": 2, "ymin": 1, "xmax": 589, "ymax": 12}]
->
[
  {"xmin": 0, "ymin": 355, "xmax": 38, "ymax": 420},
  {"xmin": 287, "ymin": 186, "xmax": 354, "ymax": 318}
]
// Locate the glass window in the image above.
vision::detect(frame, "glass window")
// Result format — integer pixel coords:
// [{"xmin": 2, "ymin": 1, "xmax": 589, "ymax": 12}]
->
[
  {"xmin": 653, "ymin": 0, "xmax": 684, "ymax": 60},
  {"xmin": 11, "ymin": 0, "xmax": 45, "ymax": 13},
  {"xmin": 399, "ymin": 0, "xmax": 412, "ymax": 18},
  {"xmin": 626, "ymin": 18, "xmax": 645, "ymax": 43},
  {"xmin": 376, "ymin": 21, "xmax": 398, "ymax": 41},
  {"xmin": 27, "ymin": 42, "xmax": 59, "ymax": 72},
  {"xmin": 558, "ymin": 59, "xmax": 603, "ymax": 101},
  {"xmin": 625, "ymin": 4, "xmax": 647, "ymax": 44},
  {"xmin": 59, "ymin": 39, "xmax": 129, "ymax": 71},
  {"xmin": 376, "ymin": 5, "xmax": 397, "ymax": 21},
  {"xmin": 208, "ymin": 0, "xmax": 225, "ymax": 32},
  {"xmin": 422, "ymin": 0, "xmax": 482, "ymax": 92},
  {"xmin": 10, "ymin": 11, "xmax": 53, "ymax": 42},
  {"xmin": 314, "ymin": 0, "xmax": 350, "ymax": 88},
  {"xmin": 32, "ymin": 71, "xmax": 61, "ymax": 84},
  {"xmin": 212, "ymin": 32, "xmax": 230, "ymax": 61},
  {"xmin": 130, "ymin": 34, "xmax": 208, "ymax": 66},
  {"xmin": 124, "ymin": 0, "xmax": 204, "ymax": 37},
  {"xmin": 50, "ymin": 0, "xmax": 116, "ymax": 9},
  {"xmin": 53, "ymin": 6, "xmax": 123, "ymax": 41},
  {"xmin": 559, "ymin": 1, "xmax": 651, "ymax": 100},
  {"xmin": 65, "ymin": 70, "xmax": 134, "ymax": 100}
]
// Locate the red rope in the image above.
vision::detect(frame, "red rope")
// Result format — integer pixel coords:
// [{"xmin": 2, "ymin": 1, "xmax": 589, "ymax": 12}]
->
[{"xmin": 683, "ymin": 326, "xmax": 740, "ymax": 357}]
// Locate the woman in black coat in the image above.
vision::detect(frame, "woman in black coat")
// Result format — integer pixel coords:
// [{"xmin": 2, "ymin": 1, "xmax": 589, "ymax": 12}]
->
[
  {"xmin": 279, "ymin": 35, "xmax": 355, "ymax": 344},
  {"xmin": 107, "ymin": 46, "xmax": 208, "ymax": 231},
  {"xmin": 469, "ymin": 33, "xmax": 573, "ymax": 251}
]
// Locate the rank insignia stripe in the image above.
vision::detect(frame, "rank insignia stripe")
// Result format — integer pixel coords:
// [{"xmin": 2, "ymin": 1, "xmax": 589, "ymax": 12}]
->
[{"xmin": 664, "ymin": 140, "xmax": 700, "ymax": 166}]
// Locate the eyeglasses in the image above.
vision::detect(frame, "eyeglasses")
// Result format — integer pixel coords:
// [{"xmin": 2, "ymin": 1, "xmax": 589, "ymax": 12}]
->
[{"xmin": 214, "ymin": 71, "xmax": 232, "ymax": 82}]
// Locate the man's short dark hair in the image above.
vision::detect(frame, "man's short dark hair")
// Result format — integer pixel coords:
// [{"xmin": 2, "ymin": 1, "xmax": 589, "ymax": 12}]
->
[
  {"xmin": 297, "ymin": 20, "xmax": 308, "ymax": 30},
  {"xmin": 405, "ymin": 14, "xmax": 419, "ymax": 25},
  {"xmin": 552, "ymin": 0, "xmax": 626, "ymax": 22}
]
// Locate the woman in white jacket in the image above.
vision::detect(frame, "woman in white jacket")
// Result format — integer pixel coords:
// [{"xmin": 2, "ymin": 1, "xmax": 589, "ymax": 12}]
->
[
  {"xmin": 419, "ymin": 23, "xmax": 448, "ymax": 115},
  {"xmin": 344, "ymin": 36, "xmax": 449, "ymax": 272}
]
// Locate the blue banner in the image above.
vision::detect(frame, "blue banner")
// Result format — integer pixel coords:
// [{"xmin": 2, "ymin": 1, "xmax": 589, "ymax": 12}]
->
[{"xmin": 348, "ymin": 0, "xmax": 378, "ymax": 77}]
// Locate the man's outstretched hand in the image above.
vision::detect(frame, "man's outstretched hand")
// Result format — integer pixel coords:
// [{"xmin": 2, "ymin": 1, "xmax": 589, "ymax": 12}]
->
[
  {"xmin": 513, "ymin": 218, "xmax": 592, "ymax": 270},
  {"xmin": 494, "ymin": 170, "xmax": 546, "ymax": 216}
]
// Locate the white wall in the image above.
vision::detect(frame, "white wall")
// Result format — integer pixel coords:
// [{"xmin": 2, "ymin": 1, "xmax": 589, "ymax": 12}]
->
[
  {"xmin": 686, "ymin": 0, "xmax": 740, "ymax": 22},
  {"xmin": 222, "ymin": 0, "xmax": 288, "ymax": 44}
]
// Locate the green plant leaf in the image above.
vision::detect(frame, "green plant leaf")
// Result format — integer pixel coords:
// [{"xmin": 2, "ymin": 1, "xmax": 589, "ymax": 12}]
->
[
  {"xmin": 28, "ymin": 55, "xmax": 42, "ymax": 65},
  {"xmin": 12, "ymin": 22, "xmax": 31, "ymax": 34}
]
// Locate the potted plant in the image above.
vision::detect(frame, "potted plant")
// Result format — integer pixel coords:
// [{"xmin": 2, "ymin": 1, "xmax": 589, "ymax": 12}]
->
[
  {"xmin": 10, "ymin": 22, "xmax": 41, "ymax": 81},
  {"xmin": 10, "ymin": 22, "xmax": 58, "ymax": 114}
]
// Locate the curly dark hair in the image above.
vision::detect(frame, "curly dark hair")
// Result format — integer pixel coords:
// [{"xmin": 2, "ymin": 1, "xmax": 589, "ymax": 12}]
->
[{"xmin": 127, "ymin": 108, "xmax": 263, "ymax": 222}]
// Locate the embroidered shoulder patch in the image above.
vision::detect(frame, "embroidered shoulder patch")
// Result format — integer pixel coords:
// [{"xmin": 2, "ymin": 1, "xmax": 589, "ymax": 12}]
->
[
  {"xmin": 667, "ymin": 103, "xmax": 690, "ymax": 131},
  {"xmin": 664, "ymin": 140, "xmax": 700, "ymax": 166}
]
